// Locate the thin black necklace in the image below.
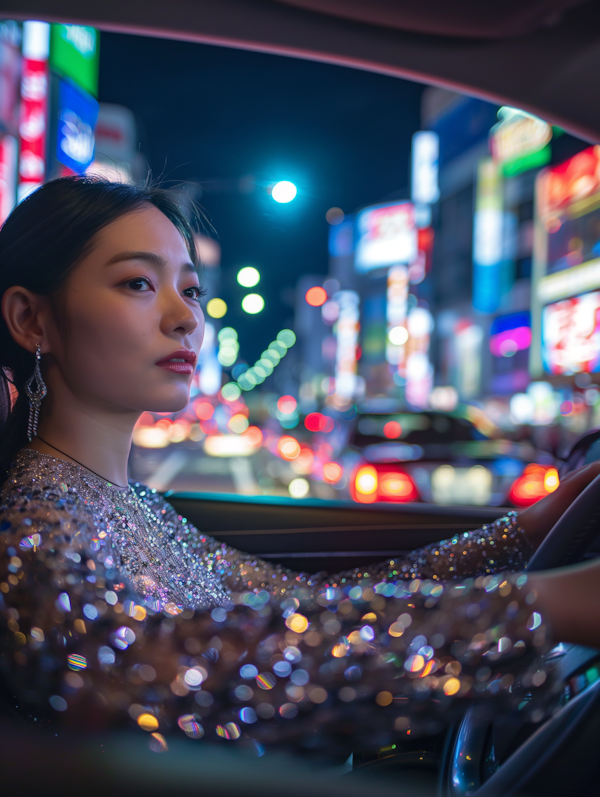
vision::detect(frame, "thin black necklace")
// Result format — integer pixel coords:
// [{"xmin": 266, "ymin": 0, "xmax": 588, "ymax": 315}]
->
[{"xmin": 35, "ymin": 435, "xmax": 128, "ymax": 490}]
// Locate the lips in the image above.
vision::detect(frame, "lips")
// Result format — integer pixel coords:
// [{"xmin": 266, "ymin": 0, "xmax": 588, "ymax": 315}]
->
[{"xmin": 156, "ymin": 349, "xmax": 197, "ymax": 375}]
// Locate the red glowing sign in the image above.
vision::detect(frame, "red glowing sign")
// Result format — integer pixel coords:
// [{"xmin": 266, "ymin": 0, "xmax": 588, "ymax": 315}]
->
[
  {"xmin": 18, "ymin": 55, "xmax": 48, "ymax": 197},
  {"xmin": 542, "ymin": 290, "xmax": 600, "ymax": 375},
  {"xmin": 0, "ymin": 134, "xmax": 17, "ymax": 224},
  {"xmin": 537, "ymin": 145, "xmax": 600, "ymax": 217}
]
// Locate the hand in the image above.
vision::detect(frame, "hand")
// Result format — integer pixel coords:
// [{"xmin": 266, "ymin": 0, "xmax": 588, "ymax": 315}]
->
[
  {"xmin": 519, "ymin": 460, "xmax": 600, "ymax": 549},
  {"xmin": 530, "ymin": 556, "xmax": 600, "ymax": 648}
]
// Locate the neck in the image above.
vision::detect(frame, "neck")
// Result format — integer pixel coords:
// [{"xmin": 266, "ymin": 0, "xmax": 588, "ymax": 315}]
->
[{"xmin": 28, "ymin": 381, "xmax": 138, "ymax": 488}]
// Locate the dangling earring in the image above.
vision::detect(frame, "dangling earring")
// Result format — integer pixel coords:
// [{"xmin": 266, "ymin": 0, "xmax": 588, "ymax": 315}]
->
[{"xmin": 25, "ymin": 343, "xmax": 47, "ymax": 441}]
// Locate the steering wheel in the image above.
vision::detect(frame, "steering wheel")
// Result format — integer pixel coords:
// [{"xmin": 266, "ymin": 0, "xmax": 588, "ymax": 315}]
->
[{"xmin": 442, "ymin": 473, "xmax": 600, "ymax": 797}]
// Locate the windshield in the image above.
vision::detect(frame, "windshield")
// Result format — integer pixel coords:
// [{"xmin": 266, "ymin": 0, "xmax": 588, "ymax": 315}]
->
[{"xmin": 1, "ymin": 19, "xmax": 596, "ymax": 506}]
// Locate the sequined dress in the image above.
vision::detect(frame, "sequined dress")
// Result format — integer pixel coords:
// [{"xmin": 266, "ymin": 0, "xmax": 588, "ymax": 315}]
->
[{"xmin": 0, "ymin": 450, "xmax": 554, "ymax": 752}]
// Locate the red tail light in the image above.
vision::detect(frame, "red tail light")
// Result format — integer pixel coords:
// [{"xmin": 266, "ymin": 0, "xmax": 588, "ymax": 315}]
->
[
  {"xmin": 509, "ymin": 464, "xmax": 559, "ymax": 507},
  {"xmin": 351, "ymin": 463, "xmax": 419, "ymax": 504}
]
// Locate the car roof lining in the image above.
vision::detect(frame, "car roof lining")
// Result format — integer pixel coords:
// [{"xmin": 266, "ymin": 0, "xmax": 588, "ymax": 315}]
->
[
  {"xmin": 4, "ymin": 0, "xmax": 600, "ymax": 142},
  {"xmin": 270, "ymin": 0, "xmax": 588, "ymax": 40}
]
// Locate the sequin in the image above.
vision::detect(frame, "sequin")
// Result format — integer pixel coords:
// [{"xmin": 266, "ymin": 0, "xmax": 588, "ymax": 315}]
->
[
  {"xmin": 137, "ymin": 713, "xmax": 159, "ymax": 731},
  {"xmin": 239, "ymin": 707, "xmax": 257, "ymax": 724},
  {"xmin": 178, "ymin": 714, "xmax": 204, "ymax": 738},
  {"xmin": 279, "ymin": 703, "xmax": 298, "ymax": 718},
  {"xmin": 256, "ymin": 672, "xmax": 276, "ymax": 690},
  {"xmin": 67, "ymin": 654, "xmax": 87, "ymax": 671},
  {"xmin": 148, "ymin": 733, "xmax": 168, "ymax": 752},
  {"xmin": 0, "ymin": 449, "xmax": 554, "ymax": 753}
]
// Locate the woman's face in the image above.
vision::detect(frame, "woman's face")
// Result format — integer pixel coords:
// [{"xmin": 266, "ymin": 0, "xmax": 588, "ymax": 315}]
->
[{"xmin": 45, "ymin": 205, "xmax": 205, "ymax": 414}]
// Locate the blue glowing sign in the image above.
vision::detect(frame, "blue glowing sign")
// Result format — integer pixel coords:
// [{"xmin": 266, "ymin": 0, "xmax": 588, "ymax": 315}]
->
[{"xmin": 56, "ymin": 79, "xmax": 98, "ymax": 173}]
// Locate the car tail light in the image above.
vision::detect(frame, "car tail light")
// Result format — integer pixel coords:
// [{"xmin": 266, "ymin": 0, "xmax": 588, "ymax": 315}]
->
[
  {"xmin": 509, "ymin": 464, "xmax": 560, "ymax": 507},
  {"xmin": 353, "ymin": 465, "xmax": 379, "ymax": 503},
  {"xmin": 351, "ymin": 464, "xmax": 419, "ymax": 504}
]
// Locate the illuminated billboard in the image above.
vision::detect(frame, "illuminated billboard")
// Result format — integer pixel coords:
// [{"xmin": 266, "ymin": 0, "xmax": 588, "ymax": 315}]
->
[
  {"xmin": 56, "ymin": 80, "xmax": 98, "ymax": 174},
  {"xmin": 542, "ymin": 291, "xmax": 600, "ymax": 375},
  {"xmin": 18, "ymin": 21, "xmax": 49, "ymax": 201},
  {"xmin": 355, "ymin": 201, "xmax": 417, "ymax": 272},
  {"xmin": 490, "ymin": 107, "xmax": 552, "ymax": 177},
  {"xmin": 472, "ymin": 158, "xmax": 503, "ymax": 313},
  {"xmin": 490, "ymin": 312, "xmax": 531, "ymax": 358},
  {"xmin": 531, "ymin": 146, "xmax": 600, "ymax": 376},
  {"xmin": 411, "ymin": 131, "xmax": 439, "ymax": 205},
  {"xmin": 0, "ymin": 22, "xmax": 21, "ymax": 136},
  {"xmin": 50, "ymin": 24, "xmax": 99, "ymax": 96}
]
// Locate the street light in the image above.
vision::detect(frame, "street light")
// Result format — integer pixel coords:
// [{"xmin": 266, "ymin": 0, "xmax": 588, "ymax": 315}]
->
[
  {"xmin": 206, "ymin": 298, "xmax": 227, "ymax": 318},
  {"xmin": 242, "ymin": 293, "xmax": 265, "ymax": 314},
  {"xmin": 237, "ymin": 266, "xmax": 260, "ymax": 287},
  {"xmin": 272, "ymin": 181, "xmax": 297, "ymax": 204}
]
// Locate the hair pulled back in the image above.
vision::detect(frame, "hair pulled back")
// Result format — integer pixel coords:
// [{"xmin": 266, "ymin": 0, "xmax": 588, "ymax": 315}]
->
[{"xmin": 0, "ymin": 175, "xmax": 200, "ymax": 480}]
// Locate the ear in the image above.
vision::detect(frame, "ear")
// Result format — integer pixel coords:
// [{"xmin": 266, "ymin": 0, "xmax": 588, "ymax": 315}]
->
[{"xmin": 1, "ymin": 286, "xmax": 50, "ymax": 354}]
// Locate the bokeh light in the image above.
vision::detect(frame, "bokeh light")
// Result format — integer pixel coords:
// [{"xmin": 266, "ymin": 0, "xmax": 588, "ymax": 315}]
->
[
  {"xmin": 323, "ymin": 462, "xmax": 343, "ymax": 483},
  {"xmin": 241, "ymin": 293, "xmax": 265, "ymax": 314},
  {"xmin": 237, "ymin": 266, "xmax": 260, "ymax": 287},
  {"xmin": 221, "ymin": 383, "xmax": 241, "ymax": 402},
  {"xmin": 305, "ymin": 286, "xmax": 327, "ymax": 307},
  {"xmin": 277, "ymin": 395, "xmax": 297, "ymax": 414},
  {"xmin": 277, "ymin": 329, "xmax": 296, "ymax": 347},
  {"xmin": 242, "ymin": 426, "xmax": 263, "ymax": 446},
  {"xmin": 194, "ymin": 402, "xmax": 214, "ymax": 421},
  {"xmin": 206, "ymin": 298, "xmax": 227, "ymax": 318},
  {"xmin": 388, "ymin": 325, "xmax": 409, "ymax": 345},
  {"xmin": 326, "ymin": 207, "xmax": 344, "ymax": 225},
  {"xmin": 289, "ymin": 478, "xmax": 310, "ymax": 498},
  {"xmin": 285, "ymin": 613, "xmax": 308, "ymax": 633},
  {"xmin": 228, "ymin": 413, "xmax": 249, "ymax": 434},
  {"xmin": 272, "ymin": 180, "xmax": 297, "ymax": 203},
  {"xmin": 383, "ymin": 421, "xmax": 402, "ymax": 439},
  {"xmin": 278, "ymin": 436, "xmax": 301, "ymax": 460}
]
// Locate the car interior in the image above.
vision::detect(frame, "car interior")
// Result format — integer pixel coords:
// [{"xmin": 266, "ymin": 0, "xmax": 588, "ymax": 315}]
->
[{"xmin": 3, "ymin": 2, "xmax": 600, "ymax": 795}]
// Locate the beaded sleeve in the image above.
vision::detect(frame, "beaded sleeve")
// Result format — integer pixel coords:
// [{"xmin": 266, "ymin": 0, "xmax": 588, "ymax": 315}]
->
[
  {"xmin": 0, "ymin": 453, "xmax": 553, "ymax": 751},
  {"xmin": 138, "ymin": 484, "xmax": 533, "ymax": 596},
  {"xmin": 188, "ymin": 504, "xmax": 534, "ymax": 596}
]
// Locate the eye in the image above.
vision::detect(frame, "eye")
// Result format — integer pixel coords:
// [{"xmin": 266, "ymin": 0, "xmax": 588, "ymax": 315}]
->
[
  {"xmin": 126, "ymin": 277, "xmax": 153, "ymax": 292},
  {"xmin": 183, "ymin": 285, "xmax": 206, "ymax": 301}
]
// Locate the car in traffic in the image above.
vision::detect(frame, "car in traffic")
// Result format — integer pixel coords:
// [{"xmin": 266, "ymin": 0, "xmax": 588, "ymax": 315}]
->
[{"xmin": 339, "ymin": 406, "xmax": 558, "ymax": 508}]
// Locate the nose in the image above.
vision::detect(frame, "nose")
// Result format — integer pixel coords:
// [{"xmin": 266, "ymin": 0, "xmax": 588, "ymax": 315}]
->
[{"xmin": 160, "ymin": 288, "xmax": 201, "ymax": 338}]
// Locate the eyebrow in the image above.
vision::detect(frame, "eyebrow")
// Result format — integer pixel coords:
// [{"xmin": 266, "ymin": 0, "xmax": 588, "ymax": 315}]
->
[{"xmin": 105, "ymin": 250, "xmax": 197, "ymax": 274}]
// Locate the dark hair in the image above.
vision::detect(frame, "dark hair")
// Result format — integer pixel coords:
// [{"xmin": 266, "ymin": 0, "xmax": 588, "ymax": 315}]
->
[{"xmin": 0, "ymin": 175, "xmax": 201, "ymax": 479}]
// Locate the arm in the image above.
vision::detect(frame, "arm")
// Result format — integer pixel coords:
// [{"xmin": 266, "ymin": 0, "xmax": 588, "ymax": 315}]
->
[
  {"xmin": 0, "ymin": 494, "xmax": 556, "ymax": 748},
  {"xmin": 187, "ymin": 511, "xmax": 531, "ymax": 591},
  {"xmin": 172, "ymin": 462, "xmax": 600, "ymax": 594}
]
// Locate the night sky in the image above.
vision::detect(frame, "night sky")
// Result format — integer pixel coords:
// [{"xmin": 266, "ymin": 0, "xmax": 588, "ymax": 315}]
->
[{"xmin": 98, "ymin": 33, "xmax": 424, "ymax": 363}]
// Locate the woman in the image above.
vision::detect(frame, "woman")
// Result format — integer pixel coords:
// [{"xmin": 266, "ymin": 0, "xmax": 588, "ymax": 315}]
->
[{"xmin": 0, "ymin": 176, "xmax": 599, "ymax": 754}]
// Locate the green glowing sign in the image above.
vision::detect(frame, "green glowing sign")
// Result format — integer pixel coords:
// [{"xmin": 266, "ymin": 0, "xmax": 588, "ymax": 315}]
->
[{"xmin": 50, "ymin": 24, "xmax": 99, "ymax": 96}]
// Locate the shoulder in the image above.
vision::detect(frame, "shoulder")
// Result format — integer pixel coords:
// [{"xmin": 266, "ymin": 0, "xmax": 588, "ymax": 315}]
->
[
  {"xmin": 129, "ymin": 480, "xmax": 214, "ymax": 546},
  {"xmin": 129, "ymin": 479, "xmax": 190, "ymax": 525},
  {"xmin": 129, "ymin": 480, "xmax": 179, "ymax": 520},
  {"xmin": 0, "ymin": 452, "xmax": 97, "ymax": 549}
]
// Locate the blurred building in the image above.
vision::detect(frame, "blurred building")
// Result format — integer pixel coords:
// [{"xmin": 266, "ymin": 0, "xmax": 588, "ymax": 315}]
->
[
  {"xmin": 420, "ymin": 88, "xmax": 593, "ymax": 432},
  {"xmin": 313, "ymin": 85, "xmax": 599, "ymax": 439}
]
